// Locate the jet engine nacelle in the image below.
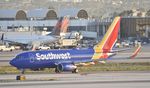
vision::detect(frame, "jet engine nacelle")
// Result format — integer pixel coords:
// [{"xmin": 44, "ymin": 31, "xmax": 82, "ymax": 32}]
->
[{"xmin": 57, "ymin": 63, "xmax": 77, "ymax": 72}]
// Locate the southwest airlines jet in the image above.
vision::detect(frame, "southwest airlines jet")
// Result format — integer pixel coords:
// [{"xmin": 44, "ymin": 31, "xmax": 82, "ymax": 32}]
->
[{"xmin": 9, "ymin": 17, "xmax": 141, "ymax": 74}]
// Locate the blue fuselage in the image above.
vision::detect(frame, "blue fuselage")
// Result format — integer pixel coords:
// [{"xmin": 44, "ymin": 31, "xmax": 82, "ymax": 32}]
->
[{"xmin": 10, "ymin": 48, "xmax": 95, "ymax": 69}]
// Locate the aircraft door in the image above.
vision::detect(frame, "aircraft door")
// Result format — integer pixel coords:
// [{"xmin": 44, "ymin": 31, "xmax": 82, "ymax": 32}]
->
[{"xmin": 29, "ymin": 53, "xmax": 35, "ymax": 63}]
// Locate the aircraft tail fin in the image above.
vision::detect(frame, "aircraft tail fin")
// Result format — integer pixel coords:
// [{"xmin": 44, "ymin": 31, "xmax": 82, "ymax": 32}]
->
[
  {"xmin": 52, "ymin": 16, "xmax": 69, "ymax": 36},
  {"xmin": 60, "ymin": 16, "xmax": 69, "ymax": 33},
  {"xmin": 94, "ymin": 17, "xmax": 121, "ymax": 53}
]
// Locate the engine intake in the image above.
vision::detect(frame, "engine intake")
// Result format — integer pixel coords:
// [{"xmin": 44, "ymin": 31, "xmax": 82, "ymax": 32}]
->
[{"xmin": 57, "ymin": 63, "xmax": 77, "ymax": 72}]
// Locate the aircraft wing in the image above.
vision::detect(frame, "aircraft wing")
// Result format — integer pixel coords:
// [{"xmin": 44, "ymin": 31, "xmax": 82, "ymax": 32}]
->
[
  {"xmin": 112, "ymin": 45, "xmax": 141, "ymax": 53},
  {"xmin": 111, "ymin": 48, "xmax": 131, "ymax": 52},
  {"xmin": 2, "ymin": 39, "xmax": 26, "ymax": 44},
  {"xmin": 76, "ymin": 45, "xmax": 141, "ymax": 66},
  {"xmin": 109, "ymin": 45, "xmax": 141, "ymax": 60},
  {"xmin": 1, "ymin": 33, "xmax": 28, "ymax": 45}
]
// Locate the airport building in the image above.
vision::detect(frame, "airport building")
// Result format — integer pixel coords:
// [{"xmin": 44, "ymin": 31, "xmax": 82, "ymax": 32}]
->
[
  {"xmin": 0, "ymin": 9, "xmax": 150, "ymax": 40},
  {"xmin": 121, "ymin": 17, "xmax": 150, "ymax": 38},
  {"xmin": 0, "ymin": 8, "xmax": 99, "ymax": 39},
  {"xmin": 99, "ymin": 17, "xmax": 150, "ymax": 39}
]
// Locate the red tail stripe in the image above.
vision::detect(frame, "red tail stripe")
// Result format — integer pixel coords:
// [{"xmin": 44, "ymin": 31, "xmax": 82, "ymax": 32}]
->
[
  {"xmin": 61, "ymin": 17, "xmax": 69, "ymax": 33},
  {"xmin": 102, "ymin": 18, "xmax": 120, "ymax": 52}
]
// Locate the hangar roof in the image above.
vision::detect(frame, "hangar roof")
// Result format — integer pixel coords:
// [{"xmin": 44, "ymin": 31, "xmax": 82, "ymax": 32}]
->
[
  {"xmin": 27, "ymin": 9, "xmax": 57, "ymax": 19},
  {"xmin": 57, "ymin": 8, "xmax": 80, "ymax": 17},
  {"xmin": 27, "ymin": 9, "xmax": 49, "ymax": 18},
  {"xmin": 58, "ymin": 8, "xmax": 88, "ymax": 19},
  {"xmin": 0, "ymin": 8, "xmax": 88, "ymax": 19}
]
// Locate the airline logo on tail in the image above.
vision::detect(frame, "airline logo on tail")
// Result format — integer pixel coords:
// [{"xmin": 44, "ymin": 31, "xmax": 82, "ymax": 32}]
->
[{"xmin": 92, "ymin": 17, "xmax": 121, "ymax": 60}]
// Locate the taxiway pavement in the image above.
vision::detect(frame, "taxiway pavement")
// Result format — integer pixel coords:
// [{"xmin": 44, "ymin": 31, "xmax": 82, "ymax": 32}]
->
[{"xmin": 0, "ymin": 71, "xmax": 150, "ymax": 88}]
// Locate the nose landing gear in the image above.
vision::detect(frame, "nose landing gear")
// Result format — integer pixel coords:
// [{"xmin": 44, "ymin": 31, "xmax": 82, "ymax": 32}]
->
[{"xmin": 16, "ymin": 69, "xmax": 26, "ymax": 80}]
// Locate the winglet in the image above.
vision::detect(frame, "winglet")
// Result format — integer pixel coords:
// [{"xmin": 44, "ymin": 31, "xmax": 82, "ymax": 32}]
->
[{"xmin": 130, "ymin": 45, "xmax": 141, "ymax": 59}]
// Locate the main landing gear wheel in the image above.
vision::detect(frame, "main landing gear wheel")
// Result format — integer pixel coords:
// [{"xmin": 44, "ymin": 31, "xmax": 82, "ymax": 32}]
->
[
  {"xmin": 21, "ymin": 69, "xmax": 25, "ymax": 74},
  {"xmin": 55, "ymin": 68, "xmax": 61, "ymax": 73},
  {"xmin": 72, "ymin": 69, "xmax": 78, "ymax": 73}
]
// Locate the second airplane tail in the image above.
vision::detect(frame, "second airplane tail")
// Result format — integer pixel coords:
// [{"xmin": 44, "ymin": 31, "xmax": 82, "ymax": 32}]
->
[
  {"xmin": 60, "ymin": 16, "xmax": 69, "ymax": 33},
  {"xmin": 52, "ymin": 16, "xmax": 69, "ymax": 36}
]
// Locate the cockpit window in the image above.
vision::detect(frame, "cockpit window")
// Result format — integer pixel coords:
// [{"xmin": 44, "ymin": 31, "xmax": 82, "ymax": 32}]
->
[
  {"xmin": 16, "ymin": 55, "xmax": 20, "ymax": 59},
  {"xmin": 16, "ymin": 55, "xmax": 23, "ymax": 60}
]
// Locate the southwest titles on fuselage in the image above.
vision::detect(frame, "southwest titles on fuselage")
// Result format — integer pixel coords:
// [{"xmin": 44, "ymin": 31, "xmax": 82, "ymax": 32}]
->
[{"xmin": 36, "ymin": 52, "xmax": 71, "ymax": 60}]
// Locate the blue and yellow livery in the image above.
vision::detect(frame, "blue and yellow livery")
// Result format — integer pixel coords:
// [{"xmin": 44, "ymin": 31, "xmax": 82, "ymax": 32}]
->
[{"xmin": 10, "ymin": 17, "xmax": 140, "ymax": 73}]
